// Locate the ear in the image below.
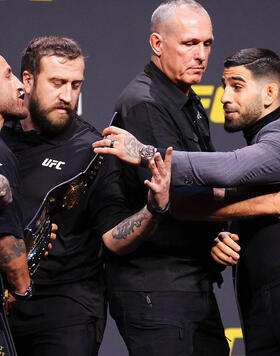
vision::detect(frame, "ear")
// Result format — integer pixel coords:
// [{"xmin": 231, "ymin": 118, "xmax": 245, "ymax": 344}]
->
[
  {"xmin": 149, "ymin": 32, "xmax": 163, "ymax": 57},
  {"xmin": 22, "ymin": 71, "xmax": 35, "ymax": 94},
  {"xmin": 263, "ymin": 82, "xmax": 279, "ymax": 107}
]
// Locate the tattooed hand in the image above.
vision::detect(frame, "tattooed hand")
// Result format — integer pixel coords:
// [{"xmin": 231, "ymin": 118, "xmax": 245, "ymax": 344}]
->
[
  {"xmin": 145, "ymin": 147, "xmax": 172, "ymax": 211},
  {"xmin": 92, "ymin": 126, "xmax": 144, "ymax": 165},
  {"xmin": 0, "ymin": 174, "xmax": 12, "ymax": 208}
]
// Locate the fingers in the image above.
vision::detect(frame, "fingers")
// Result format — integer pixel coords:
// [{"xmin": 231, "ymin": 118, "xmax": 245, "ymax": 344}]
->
[
  {"xmin": 144, "ymin": 179, "xmax": 155, "ymax": 191},
  {"xmin": 149, "ymin": 155, "xmax": 162, "ymax": 182},
  {"xmin": 211, "ymin": 232, "xmax": 240, "ymax": 266},
  {"xmin": 51, "ymin": 223, "xmax": 58, "ymax": 233},
  {"xmin": 92, "ymin": 137, "xmax": 116, "ymax": 149},
  {"xmin": 102, "ymin": 126, "xmax": 124, "ymax": 137},
  {"xmin": 148, "ymin": 148, "xmax": 172, "ymax": 179},
  {"xmin": 164, "ymin": 147, "xmax": 173, "ymax": 171},
  {"xmin": 92, "ymin": 135, "xmax": 122, "ymax": 157},
  {"xmin": 145, "ymin": 160, "xmax": 161, "ymax": 192},
  {"xmin": 50, "ymin": 223, "xmax": 57, "ymax": 242},
  {"xmin": 211, "ymin": 246, "xmax": 230, "ymax": 266},
  {"xmin": 217, "ymin": 231, "xmax": 240, "ymax": 250},
  {"xmin": 44, "ymin": 243, "xmax": 51, "ymax": 257}
]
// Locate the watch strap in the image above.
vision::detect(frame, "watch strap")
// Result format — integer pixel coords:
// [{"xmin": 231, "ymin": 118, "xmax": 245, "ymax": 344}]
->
[
  {"xmin": 146, "ymin": 201, "xmax": 170, "ymax": 217},
  {"xmin": 10, "ymin": 279, "xmax": 34, "ymax": 300}
]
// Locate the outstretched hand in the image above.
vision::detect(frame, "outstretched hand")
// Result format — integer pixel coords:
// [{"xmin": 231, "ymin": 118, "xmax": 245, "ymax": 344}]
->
[
  {"xmin": 92, "ymin": 126, "xmax": 144, "ymax": 165},
  {"xmin": 145, "ymin": 147, "xmax": 172, "ymax": 212},
  {"xmin": 211, "ymin": 231, "xmax": 240, "ymax": 266}
]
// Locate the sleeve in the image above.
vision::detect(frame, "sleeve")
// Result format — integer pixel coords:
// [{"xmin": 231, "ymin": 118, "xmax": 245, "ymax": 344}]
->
[
  {"xmin": 0, "ymin": 147, "xmax": 24, "ymax": 239},
  {"xmin": 171, "ymin": 126, "xmax": 280, "ymax": 187},
  {"xmin": 89, "ymin": 155, "xmax": 132, "ymax": 236}
]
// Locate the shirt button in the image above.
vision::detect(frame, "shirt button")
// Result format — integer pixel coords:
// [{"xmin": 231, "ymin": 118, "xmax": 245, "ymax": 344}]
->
[{"xmin": 184, "ymin": 177, "xmax": 194, "ymax": 185}]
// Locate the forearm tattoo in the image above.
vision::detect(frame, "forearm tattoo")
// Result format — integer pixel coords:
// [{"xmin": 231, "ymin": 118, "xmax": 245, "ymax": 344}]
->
[
  {"xmin": 124, "ymin": 134, "xmax": 143, "ymax": 160},
  {"xmin": 112, "ymin": 209, "xmax": 159, "ymax": 240},
  {"xmin": 0, "ymin": 175, "xmax": 12, "ymax": 205},
  {"xmin": 0, "ymin": 237, "xmax": 26, "ymax": 265}
]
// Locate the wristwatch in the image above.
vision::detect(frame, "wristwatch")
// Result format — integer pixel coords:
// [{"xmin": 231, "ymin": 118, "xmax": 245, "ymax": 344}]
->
[
  {"xmin": 146, "ymin": 200, "xmax": 170, "ymax": 218},
  {"xmin": 139, "ymin": 145, "xmax": 157, "ymax": 168},
  {"xmin": 10, "ymin": 279, "xmax": 34, "ymax": 300}
]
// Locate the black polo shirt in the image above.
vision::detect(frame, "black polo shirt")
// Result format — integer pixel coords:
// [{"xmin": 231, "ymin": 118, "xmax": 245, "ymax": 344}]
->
[{"xmin": 105, "ymin": 62, "xmax": 224, "ymax": 293}]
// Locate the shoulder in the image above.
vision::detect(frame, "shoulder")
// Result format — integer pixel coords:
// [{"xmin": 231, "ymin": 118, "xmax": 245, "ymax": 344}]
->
[
  {"xmin": 72, "ymin": 117, "xmax": 102, "ymax": 144},
  {"xmin": 116, "ymin": 70, "xmax": 155, "ymax": 109},
  {"xmin": 115, "ymin": 66, "xmax": 172, "ymax": 115},
  {"xmin": 256, "ymin": 118, "xmax": 280, "ymax": 140}
]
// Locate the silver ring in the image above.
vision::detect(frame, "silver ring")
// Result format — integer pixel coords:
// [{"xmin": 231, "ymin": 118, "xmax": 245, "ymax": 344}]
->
[{"xmin": 110, "ymin": 140, "xmax": 115, "ymax": 148}]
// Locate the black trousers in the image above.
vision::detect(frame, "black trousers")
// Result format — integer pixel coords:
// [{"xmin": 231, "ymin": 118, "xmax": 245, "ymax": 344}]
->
[
  {"xmin": 109, "ymin": 291, "xmax": 229, "ymax": 356},
  {"xmin": 244, "ymin": 279, "xmax": 280, "ymax": 356},
  {"xmin": 12, "ymin": 321, "xmax": 102, "ymax": 356}
]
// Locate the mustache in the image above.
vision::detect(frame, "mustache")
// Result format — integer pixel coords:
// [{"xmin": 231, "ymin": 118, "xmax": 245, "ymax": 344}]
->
[
  {"xmin": 47, "ymin": 103, "xmax": 74, "ymax": 113},
  {"xmin": 223, "ymin": 104, "xmax": 235, "ymax": 111}
]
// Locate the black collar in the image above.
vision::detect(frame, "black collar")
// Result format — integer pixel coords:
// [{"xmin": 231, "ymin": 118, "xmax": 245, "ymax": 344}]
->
[
  {"xmin": 4, "ymin": 117, "xmax": 90, "ymax": 145},
  {"xmin": 243, "ymin": 106, "xmax": 280, "ymax": 144},
  {"xmin": 144, "ymin": 61, "xmax": 199, "ymax": 109}
]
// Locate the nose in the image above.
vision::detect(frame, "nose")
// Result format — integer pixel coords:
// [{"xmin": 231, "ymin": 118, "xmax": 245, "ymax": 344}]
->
[
  {"xmin": 13, "ymin": 74, "xmax": 24, "ymax": 92},
  {"xmin": 195, "ymin": 43, "xmax": 206, "ymax": 62},
  {"xmin": 59, "ymin": 83, "xmax": 72, "ymax": 104},
  {"xmin": 221, "ymin": 87, "xmax": 231, "ymax": 104}
]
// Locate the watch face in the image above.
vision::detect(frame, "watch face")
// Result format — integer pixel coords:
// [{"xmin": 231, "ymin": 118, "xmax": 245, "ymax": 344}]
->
[{"xmin": 141, "ymin": 145, "xmax": 156, "ymax": 159}]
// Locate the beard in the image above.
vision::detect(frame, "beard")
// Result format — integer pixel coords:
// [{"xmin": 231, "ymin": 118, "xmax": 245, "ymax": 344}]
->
[
  {"xmin": 224, "ymin": 100, "xmax": 263, "ymax": 133},
  {"xmin": 29, "ymin": 91, "xmax": 77, "ymax": 136},
  {"xmin": 1, "ymin": 101, "xmax": 28, "ymax": 122}
]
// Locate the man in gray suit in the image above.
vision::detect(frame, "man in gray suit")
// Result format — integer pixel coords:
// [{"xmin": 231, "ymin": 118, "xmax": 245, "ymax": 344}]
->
[{"xmin": 94, "ymin": 48, "xmax": 280, "ymax": 355}]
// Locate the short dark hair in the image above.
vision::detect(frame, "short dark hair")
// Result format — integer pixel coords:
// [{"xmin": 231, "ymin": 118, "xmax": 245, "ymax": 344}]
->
[
  {"xmin": 224, "ymin": 48, "xmax": 280, "ymax": 82},
  {"xmin": 21, "ymin": 35, "xmax": 83, "ymax": 78}
]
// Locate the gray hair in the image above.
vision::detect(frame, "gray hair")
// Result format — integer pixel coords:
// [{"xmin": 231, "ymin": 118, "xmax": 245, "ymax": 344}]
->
[{"xmin": 151, "ymin": 0, "xmax": 205, "ymax": 33}]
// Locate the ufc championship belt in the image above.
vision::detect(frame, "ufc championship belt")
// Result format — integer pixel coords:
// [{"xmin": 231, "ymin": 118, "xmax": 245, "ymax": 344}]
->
[{"xmin": 24, "ymin": 153, "xmax": 103, "ymax": 276}]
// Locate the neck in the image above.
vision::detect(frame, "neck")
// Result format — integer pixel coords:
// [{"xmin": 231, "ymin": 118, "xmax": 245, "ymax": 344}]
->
[
  {"xmin": 20, "ymin": 113, "xmax": 36, "ymax": 132},
  {"xmin": 151, "ymin": 55, "xmax": 190, "ymax": 95},
  {"xmin": 258, "ymin": 102, "xmax": 280, "ymax": 121}
]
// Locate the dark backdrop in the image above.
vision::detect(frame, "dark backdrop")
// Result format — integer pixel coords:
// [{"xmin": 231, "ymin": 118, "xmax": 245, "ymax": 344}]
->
[{"xmin": 1, "ymin": 1, "xmax": 279, "ymax": 355}]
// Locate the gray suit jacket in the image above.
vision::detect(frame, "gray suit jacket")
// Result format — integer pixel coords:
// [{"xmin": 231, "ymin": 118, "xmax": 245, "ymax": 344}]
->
[{"xmin": 171, "ymin": 118, "xmax": 280, "ymax": 187}]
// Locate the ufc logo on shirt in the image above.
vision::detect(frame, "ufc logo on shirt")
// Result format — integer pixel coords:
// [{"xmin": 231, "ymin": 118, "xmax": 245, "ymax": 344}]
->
[{"xmin": 42, "ymin": 158, "xmax": 65, "ymax": 170}]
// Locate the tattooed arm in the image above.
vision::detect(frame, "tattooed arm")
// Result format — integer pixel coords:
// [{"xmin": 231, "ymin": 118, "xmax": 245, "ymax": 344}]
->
[
  {"xmin": 102, "ymin": 148, "xmax": 172, "ymax": 256},
  {"xmin": 0, "ymin": 175, "xmax": 12, "ymax": 208},
  {"xmin": 0, "ymin": 235, "xmax": 31, "ymax": 293}
]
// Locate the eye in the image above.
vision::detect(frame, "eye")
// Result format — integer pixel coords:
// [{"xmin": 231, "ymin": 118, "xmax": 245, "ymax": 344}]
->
[
  {"xmin": 233, "ymin": 84, "xmax": 242, "ymax": 90},
  {"xmin": 183, "ymin": 41, "xmax": 194, "ymax": 47},
  {"xmin": 72, "ymin": 81, "xmax": 82, "ymax": 90},
  {"xmin": 51, "ymin": 79, "xmax": 64, "ymax": 87},
  {"xmin": 204, "ymin": 41, "xmax": 212, "ymax": 47}
]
